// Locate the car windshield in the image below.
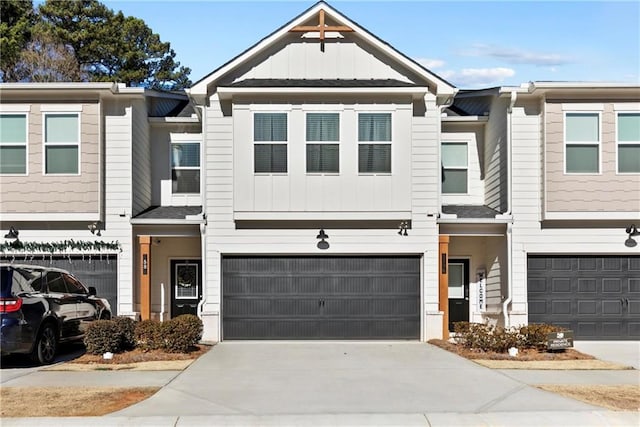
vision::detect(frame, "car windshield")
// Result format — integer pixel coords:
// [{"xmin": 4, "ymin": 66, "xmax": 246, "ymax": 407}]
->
[{"xmin": 0, "ymin": 266, "xmax": 44, "ymax": 295}]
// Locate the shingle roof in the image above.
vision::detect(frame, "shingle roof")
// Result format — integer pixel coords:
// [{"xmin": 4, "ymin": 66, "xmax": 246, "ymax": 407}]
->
[
  {"xmin": 134, "ymin": 206, "xmax": 203, "ymax": 220},
  {"xmin": 223, "ymin": 78, "xmax": 419, "ymax": 88},
  {"xmin": 442, "ymin": 205, "xmax": 501, "ymax": 219}
]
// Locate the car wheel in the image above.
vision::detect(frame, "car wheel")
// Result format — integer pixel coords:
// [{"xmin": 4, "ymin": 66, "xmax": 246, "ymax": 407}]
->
[{"xmin": 32, "ymin": 324, "xmax": 58, "ymax": 365}]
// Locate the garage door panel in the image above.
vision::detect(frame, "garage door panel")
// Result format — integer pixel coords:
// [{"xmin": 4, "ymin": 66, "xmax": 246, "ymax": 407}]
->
[
  {"xmin": 222, "ymin": 256, "xmax": 420, "ymax": 340},
  {"xmin": 528, "ymin": 255, "xmax": 639, "ymax": 340}
]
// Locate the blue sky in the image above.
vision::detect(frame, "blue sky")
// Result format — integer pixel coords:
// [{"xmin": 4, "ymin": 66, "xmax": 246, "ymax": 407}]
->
[{"xmin": 100, "ymin": 0, "xmax": 639, "ymax": 88}]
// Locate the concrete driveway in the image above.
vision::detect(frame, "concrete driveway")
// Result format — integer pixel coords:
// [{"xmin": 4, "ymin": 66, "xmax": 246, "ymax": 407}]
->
[{"xmin": 113, "ymin": 342, "xmax": 599, "ymax": 416}]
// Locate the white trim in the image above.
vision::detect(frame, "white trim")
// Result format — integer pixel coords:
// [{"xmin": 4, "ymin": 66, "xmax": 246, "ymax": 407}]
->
[
  {"xmin": 0, "ymin": 111, "xmax": 29, "ymax": 176},
  {"xmin": 563, "ymin": 111, "xmax": 601, "ymax": 175},
  {"xmin": 173, "ymin": 261, "xmax": 200, "ymax": 301},
  {"xmin": 442, "ymin": 116, "xmax": 489, "ymax": 123},
  {"xmin": 544, "ymin": 211, "xmax": 640, "ymax": 220},
  {"xmin": 440, "ymin": 140, "xmax": 469, "ymax": 195},
  {"xmin": 561, "ymin": 103, "xmax": 604, "ymax": 112},
  {"xmin": 42, "ymin": 111, "xmax": 81, "ymax": 176},
  {"xmin": 1, "ymin": 212, "xmax": 100, "ymax": 221},
  {"xmin": 233, "ymin": 211, "xmax": 411, "ymax": 221},
  {"xmin": 613, "ymin": 103, "xmax": 640, "ymax": 111},
  {"xmin": 615, "ymin": 111, "xmax": 640, "ymax": 175},
  {"xmin": 130, "ymin": 218, "xmax": 206, "ymax": 225},
  {"xmin": 217, "ymin": 87, "xmax": 430, "ymax": 99},
  {"xmin": 0, "ymin": 104, "xmax": 31, "ymax": 112},
  {"xmin": 40, "ymin": 104, "xmax": 83, "ymax": 112}
]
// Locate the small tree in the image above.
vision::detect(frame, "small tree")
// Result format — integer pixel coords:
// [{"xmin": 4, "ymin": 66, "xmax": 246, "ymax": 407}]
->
[{"xmin": 13, "ymin": 31, "xmax": 84, "ymax": 82}]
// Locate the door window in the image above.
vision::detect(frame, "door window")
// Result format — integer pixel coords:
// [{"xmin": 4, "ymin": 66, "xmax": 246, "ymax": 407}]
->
[
  {"xmin": 448, "ymin": 263, "xmax": 465, "ymax": 298},
  {"xmin": 175, "ymin": 263, "xmax": 198, "ymax": 299},
  {"xmin": 46, "ymin": 272, "xmax": 68, "ymax": 293}
]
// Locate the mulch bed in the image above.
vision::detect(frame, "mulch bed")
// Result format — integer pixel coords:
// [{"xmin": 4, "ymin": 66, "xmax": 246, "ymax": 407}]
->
[
  {"xmin": 72, "ymin": 344, "xmax": 210, "ymax": 364},
  {"xmin": 428, "ymin": 339, "xmax": 594, "ymax": 361}
]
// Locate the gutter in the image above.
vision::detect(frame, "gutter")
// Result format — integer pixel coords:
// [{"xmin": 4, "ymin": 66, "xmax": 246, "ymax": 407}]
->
[{"xmin": 502, "ymin": 90, "xmax": 517, "ymax": 328}]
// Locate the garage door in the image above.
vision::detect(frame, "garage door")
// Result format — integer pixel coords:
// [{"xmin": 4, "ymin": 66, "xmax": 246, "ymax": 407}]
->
[
  {"xmin": 222, "ymin": 256, "xmax": 420, "ymax": 340},
  {"xmin": 0, "ymin": 255, "xmax": 118, "ymax": 315},
  {"xmin": 528, "ymin": 255, "xmax": 640, "ymax": 340}
]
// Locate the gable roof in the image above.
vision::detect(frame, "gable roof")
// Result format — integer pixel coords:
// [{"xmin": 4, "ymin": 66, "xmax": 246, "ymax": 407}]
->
[{"xmin": 188, "ymin": 1, "xmax": 455, "ymax": 99}]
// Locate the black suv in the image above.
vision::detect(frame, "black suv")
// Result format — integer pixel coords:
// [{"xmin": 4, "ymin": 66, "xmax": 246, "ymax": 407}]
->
[{"xmin": 1, "ymin": 264, "xmax": 111, "ymax": 364}]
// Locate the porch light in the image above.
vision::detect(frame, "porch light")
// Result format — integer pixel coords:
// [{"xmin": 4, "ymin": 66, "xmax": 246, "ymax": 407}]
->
[
  {"xmin": 398, "ymin": 221, "xmax": 409, "ymax": 236},
  {"xmin": 4, "ymin": 227, "xmax": 19, "ymax": 240},
  {"xmin": 316, "ymin": 229, "xmax": 329, "ymax": 250},
  {"xmin": 88, "ymin": 222, "xmax": 102, "ymax": 237},
  {"xmin": 625, "ymin": 224, "xmax": 640, "ymax": 248}
]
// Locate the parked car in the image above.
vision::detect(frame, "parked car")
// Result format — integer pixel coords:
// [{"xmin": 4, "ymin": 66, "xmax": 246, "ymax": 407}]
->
[{"xmin": 0, "ymin": 264, "xmax": 111, "ymax": 364}]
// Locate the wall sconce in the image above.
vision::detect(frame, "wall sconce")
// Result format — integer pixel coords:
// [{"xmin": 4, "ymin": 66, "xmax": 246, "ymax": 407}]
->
[
  {"xmin": 316, "ymin": 229, "xmax": 329, "ymax": 250},
  {"xmin": 625, "ymin": 224, "xmax": 640, "ymax": 248},
  {"xmin": 88, "ymin": 222, "xmax": 102, "ymax": 237},
  {"xmin": 398, "ymin": 221, "xmax": 409, "ymax": 236},
  {"xmin": 4, "ymin": 226, "xmax": 19, "ymax": 240}
]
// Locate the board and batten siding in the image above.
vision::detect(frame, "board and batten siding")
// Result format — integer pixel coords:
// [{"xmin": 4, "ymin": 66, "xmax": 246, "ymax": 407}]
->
[
  {"xmin": 234, "ymin": 36, "xmax": 415, "ymax": 83},
  {"xmin": 0, "ymin": 103, "xmax": 100, "ymax": 216},
  {"xmin": 104, "ymin": 102, "xmax": 135, "ymax": 316},
  {"xmin": 484, "ymin": 97, "xmax": 509, "ymax": 212},
  {"xmin": 131, "ymin": 99, "xmax": 151, "ymax": 216},
  {"xmin": 544, "ymin": 101, "xmax": 640, "ymax": 215}
]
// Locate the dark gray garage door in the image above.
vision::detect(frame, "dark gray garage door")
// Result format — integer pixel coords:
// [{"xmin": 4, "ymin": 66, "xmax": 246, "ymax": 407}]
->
[
  {"xmin": 1, "ymin": 255, "xmax": 118, "ymax": 315},
  {"xmin": 223, "ymin": 256, "xmax": 420, "ymax": 340},
  {"xmin": 528, "ymin": 255, "xmax": 640, "ymax": 340}
]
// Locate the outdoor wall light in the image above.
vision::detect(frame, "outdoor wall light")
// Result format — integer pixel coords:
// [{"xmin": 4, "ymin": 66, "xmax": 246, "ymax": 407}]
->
[
  {"xmin": 625, "ymin": 224, "xmax": 640, "ymax": 248},
  {"xmin": 88, "ymin": 222, "xmax": 102, "ymax": 237},
  {"xmin": 316, "ymin": 229, "xmax": 329, "ymax": 250},
  {"xmin": 4, "ymin": 226, "xmax": 19, "ymax": 240},
  {"xmin": 398, "ymin": 221, "xmax": 409, "ymax": 236}
]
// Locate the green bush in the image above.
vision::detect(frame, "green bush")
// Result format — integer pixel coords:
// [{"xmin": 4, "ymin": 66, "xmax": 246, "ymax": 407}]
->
[
  {"xmin": 519, "ymin": 323, "xmax": 564, "ymax": 349},
  {"xmin": 161, "ymin": 314, "xmax": 203, "ymax": 353},
  {"xmin": 113, "ymin": 316, "xmax": 136, "ymax": 351},
  {"xmin": 135, "ymin": 319, "xmax": 163, "ymax": 351},
  {"xmin": 84, "ymin": 320, "xmax": 121, "ymax": 354}
]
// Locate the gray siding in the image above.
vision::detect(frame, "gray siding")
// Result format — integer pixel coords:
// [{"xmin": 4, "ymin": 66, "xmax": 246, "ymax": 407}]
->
[
  {"xmin": 484, "ymin": 97, "xmax": 508, "ymax": 212},
  {"xmin": 131, "ymin": 99, "xmax": 151, "ymax": 216}
]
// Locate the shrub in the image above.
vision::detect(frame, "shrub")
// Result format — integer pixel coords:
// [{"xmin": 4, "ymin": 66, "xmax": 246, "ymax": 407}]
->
[
  {"xmin": 84, "ymin": 320, "xmax": 121, "ymax": 354},
  {"xmin": 161, "ymin": 314, "xmax": 203, "ymax": 353},
  {"xmin": 135, "ymin": 319, "xmax": 163, "ymax": 351},
  {"xmin": 453, "ymin": 322, "xmax": 523, "ymax": 353},
  {"xmin": 519, "ymin": 323, "xmax": 564, "ymax": 349},
  {"xmin": 113, "ymin": 316, "xmax": 136, "ymax": 351}
]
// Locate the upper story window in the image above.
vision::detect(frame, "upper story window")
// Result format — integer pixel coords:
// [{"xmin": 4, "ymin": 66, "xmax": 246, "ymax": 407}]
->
[
  {"xmin": 254, "ymin": 112, "xmax": 287, "ymax": 173},
  {"xmin": 617, "ymin": 112, "xmax": 640, "ymax": 174},
  {"xmin": 0, "ymin": 113, "xmax": 27, "ymax": 175},
  {"xmin": 172, "ymin": 142, "xmax": 200, "ymax": 193},
  {"xmin": 564, "ymin": 112, "xmax": 600, "ymax": 174},
  {"xmin": 306, "ymin": 113, "xmax": 339, "ymax": 173},
  {"xmin": 358, "ymin": 113, "xmax": 391, "ymax": 173},
  {"xmin": 441, "ymin": 142, "xmax": 468, "ymax": 194},
  {"xmin": 44, "ymin": 113, "xmax": 80, "ymax": 175}
]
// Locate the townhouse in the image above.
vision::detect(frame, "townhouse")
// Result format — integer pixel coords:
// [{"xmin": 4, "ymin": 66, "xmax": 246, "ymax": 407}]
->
[{"xmin": 1, "ymin": 1, "xmax": 638, "ymax": 342}]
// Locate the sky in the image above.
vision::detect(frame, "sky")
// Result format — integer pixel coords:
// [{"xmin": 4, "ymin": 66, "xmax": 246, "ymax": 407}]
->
[{"xmin": 98, "ymin": 0, "xmax": 639, "ymax": 88}]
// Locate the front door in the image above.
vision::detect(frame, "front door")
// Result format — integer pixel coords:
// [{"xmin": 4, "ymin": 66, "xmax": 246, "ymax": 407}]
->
[
  {"xmin": 448, "ymin": 259, "xmax": 470, "ymax": 331},
  {"xmin": 170, "ymin": 259, "xmax": 201, "ymax": 317}
]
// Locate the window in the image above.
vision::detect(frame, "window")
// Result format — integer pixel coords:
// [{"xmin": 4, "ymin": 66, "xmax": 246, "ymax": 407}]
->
[
  {"xmin": 441, "ymin": 142, "xmax": 468, "ymax": 194},
  {"xmin": 44, "ymin": 113, "xmax": 79, "ymax": 174},
  {"xmin": 63, "ymin": 274, "xmax": 88, "ymax": 294},
  {"xmin": 358, "ymin": 113, "xmax": 391, "ymax": 173},
  {"xmin": 306, "ymin": 113, "xmax": 339, "ymax": 173},
  {"xmin": 448, "ymin": 263, "xmax": 465, "ymax": 299},
  {"xmin": 254, "ymin": 113, "xmax": 287, "ymax": 173},
  {"xmin": 175, "ymin": 263, "xmax": 198, "ymax": 299},
  {"xmin": 565, "ymin": 112, "xmax": 600, "ymax": 174},
  {"xmin": 617, "ymin": 112, "xmax": 640, "ymax": 173},
  {"xmin": 172, "ymin": 142, "xmax": 200, "ymax": 193},
  {"xmin": 0, "ymin": 114, "xmax": 27, "ymax": 174},
  {"xmin": 45, "ymin": 272, "xmax": 67, "ymax": 293}
]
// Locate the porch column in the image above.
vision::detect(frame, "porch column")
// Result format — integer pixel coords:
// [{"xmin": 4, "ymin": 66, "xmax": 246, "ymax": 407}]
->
[
  {"xmin": 139, "ymin": 236, "xmax": 151, "ymax": 320},
  {"xmin": 438, "ymin": 235, "xmax": 450, "ymax": 338}
]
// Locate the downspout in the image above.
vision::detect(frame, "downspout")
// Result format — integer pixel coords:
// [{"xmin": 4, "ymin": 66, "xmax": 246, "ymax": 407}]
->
[{"xmin": 502, "ymin": 90, "xmax": 517, "ymax": 328}]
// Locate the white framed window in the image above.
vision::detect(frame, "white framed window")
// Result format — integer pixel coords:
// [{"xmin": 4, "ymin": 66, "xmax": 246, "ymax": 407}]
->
[
  {"xmin": 0, "ymin": 113, "xmax": 28, "ymax": 175},
  {"xmin": 174, "ymin": 262, "xmax": 198, "ymax": 299},
  {"xmin": 616, "ymin": 112, "xmax": 640, "ymax": 174},
  {"xmin": 43, "ymin": 113, "xmax": 80, "ymax": 175},
  {"xmin": 253, "ymin": 112, "xmax": 287, "ymax": 173},
  {"xmin": 564, "ymin": 112, "xmax": 600, "ymax": 174},
  {"xmin": 306, "ymin": 112, "xmax": 339, "ymax": 174},
  {"xmin": 171, "ymin": 141, "xmax": 200, "ymax": 194},
  {"xmin": 358, "ymin": 112, "xmax": 391, "ymax": 174},
  {"xmin": 441, "ymin": 142, "xmax": 468, "ymax": 194}
]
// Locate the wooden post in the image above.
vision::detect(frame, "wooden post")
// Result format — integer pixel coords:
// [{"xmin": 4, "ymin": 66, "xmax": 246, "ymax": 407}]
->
[
  {"xmin": 139, "ymin": 236, "xmax": 151, "ymax": 321},
  {"xmin": 438, "ymin": 235, "xmax": 450, "ymax": 338}
]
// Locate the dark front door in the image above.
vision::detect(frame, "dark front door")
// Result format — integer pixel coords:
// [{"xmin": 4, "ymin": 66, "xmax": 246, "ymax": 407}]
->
[
  {"xmin": 170, "ymin": 260, "xmax": 201, "ymax": 317},
  {"xmin": 222, "ymin": 256, "xmax": 421, "ymax": 340},
  {"xmin": 448, "ymin": 259, "xmax": 470, "ymax": 331}
]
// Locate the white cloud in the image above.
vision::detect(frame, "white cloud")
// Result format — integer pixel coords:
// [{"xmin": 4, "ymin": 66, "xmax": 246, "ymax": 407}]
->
[
  {"xmin": 415, "ymin": 58, "xmax": 445, "ymax": 69},
  {"xmin": 439, "ymin": 67, "xmax": 516, "ymax": 87},
  {"xmin": 462, "ymin": 44, "xmax": 573, "ymax": 66}
]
